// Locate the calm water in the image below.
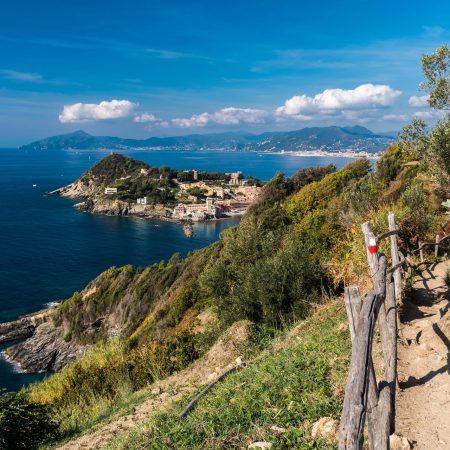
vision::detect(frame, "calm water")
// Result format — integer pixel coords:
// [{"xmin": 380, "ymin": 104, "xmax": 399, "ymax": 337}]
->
[{"xmin": 0, "ymin": 148, "xmax": 355, "ymax": 390}]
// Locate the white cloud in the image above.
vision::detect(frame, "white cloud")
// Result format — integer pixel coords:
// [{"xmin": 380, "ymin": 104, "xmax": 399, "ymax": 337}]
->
[
  {"xmin": 413, "ymin": 110, "xmax": 444, "ymax": 119},
  {"xmin": 0, "ymin": 69, "xmax": 42, "ymax": 82},
  {"xmin": 408, "ymin": 95, "xmax": 430, "ymax": 107},
  {"xmin": 133, "ymin": 113, "xmax": 158, "ymax": 123},
  {"xmin": 275, "ymin": 84, "xmax": 402, "ymax": 120},
  {"xmin": 59, "ymin": 100, "xmax": 137, "ymax": 123},
  {"xmin": 172, "ymin": 107, "xmax": 268, "ymax": 128}
]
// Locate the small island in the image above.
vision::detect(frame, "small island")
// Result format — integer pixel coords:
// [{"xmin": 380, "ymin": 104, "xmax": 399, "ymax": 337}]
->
[{"xmin": 51, "ymin": 153, "xmax": 263, "ymax": 222}]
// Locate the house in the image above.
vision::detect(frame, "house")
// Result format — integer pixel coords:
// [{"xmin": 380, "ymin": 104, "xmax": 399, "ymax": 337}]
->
[
  {"xmin": 104, "ymin": 187, "xmax": 118, "ymax": 194},
  {"xmin": 227, "ymin": 172, "xmax": 243, "ymax": 186},
  {"xmin": 137, "ymin": 197, "xmax": 147, "ymax": 205}
]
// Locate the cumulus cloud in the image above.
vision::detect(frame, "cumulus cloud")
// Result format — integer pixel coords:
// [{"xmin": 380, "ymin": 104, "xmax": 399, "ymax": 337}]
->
[
  {"xmin": 133, "ymin": 112, "xmax": 169, "ymax": 128},
  {"xmin": 413, "ymin": 110, "xmax": 444, "ymax": 119},
  {"xmin": 172, "ymin": 107, "xmax": 268, "ymax": 128},
  {"xmin": 133, "ymin": 113, "xmax": 158, "ymax": 123},
  {"xmin": 275, "ymin": 84, "xmax": 402, "ymax": 120},
  {"xmin": 408, "ymin": 95, "xmax": 430, "ymax": 107},
  {"xmin": 59, "ymin": 99, "xmax": 137, "ymax": 123}
]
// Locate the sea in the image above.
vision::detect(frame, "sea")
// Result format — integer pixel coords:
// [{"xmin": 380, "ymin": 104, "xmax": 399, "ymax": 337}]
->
[{"xmin": 0, "ymin": 147, "xmax": 356, "ymax": 391}]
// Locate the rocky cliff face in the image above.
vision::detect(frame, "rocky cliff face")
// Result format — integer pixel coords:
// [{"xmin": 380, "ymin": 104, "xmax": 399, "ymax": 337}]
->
[
  {"xmin": 0, "ymin": 307, "xmax": 88, "ymax": 373},
  {"xmin": 74, "ymin": 197, "xmax": 171, "ymax": 218},
  {"xmin": 0, "ymin": 245, "xmax": 212, "ymax": 373}
]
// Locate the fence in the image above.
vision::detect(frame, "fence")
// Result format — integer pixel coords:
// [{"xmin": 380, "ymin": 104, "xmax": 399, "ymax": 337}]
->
[
  {"xmin": 339, "ymin": 212, "xmax": 403, "ymax": 450},
  {"xmin": 339, "ymin": 211, "xmax": 450, "ymax": 449}
]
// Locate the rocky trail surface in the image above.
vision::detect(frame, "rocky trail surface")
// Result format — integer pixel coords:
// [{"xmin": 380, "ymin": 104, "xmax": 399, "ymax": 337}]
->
[{"xmin": 396, "ymin": 260, "xmax": 450, "ymax": 449}]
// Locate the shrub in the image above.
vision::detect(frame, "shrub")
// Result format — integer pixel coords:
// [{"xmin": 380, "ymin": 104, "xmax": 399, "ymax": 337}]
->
[
  {"xmin": 0, "ymin": 391, "xmax": 60, "ymax": 449},
  {"xmin": 290, "ymin": 164, "xmax": 336, "ymax": 193}
]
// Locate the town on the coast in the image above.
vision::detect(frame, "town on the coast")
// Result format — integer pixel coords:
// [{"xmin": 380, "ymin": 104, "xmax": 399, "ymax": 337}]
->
[
  {"xmin": 54, "ymin": 154, "xmax": 263, "ymax": 223},
  {"xmin": 104, "ymin": 168, "xmax": 262, "ymax": 221}
]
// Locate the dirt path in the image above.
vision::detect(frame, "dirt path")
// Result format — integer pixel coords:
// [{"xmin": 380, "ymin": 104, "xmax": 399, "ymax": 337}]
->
[{"xmin": 396, "ymin": 261, "xmax": 450, "ymax": 449}]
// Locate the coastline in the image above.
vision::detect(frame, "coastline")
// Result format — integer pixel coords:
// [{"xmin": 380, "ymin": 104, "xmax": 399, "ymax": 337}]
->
[{"xmin": 264, "ymin": 149, "xmax": 381, "ymax": 159}]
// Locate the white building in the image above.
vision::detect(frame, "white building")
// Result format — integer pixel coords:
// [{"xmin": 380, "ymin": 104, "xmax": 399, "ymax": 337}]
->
[
  {"xmin": 137, "ymin": 197, "xmax": 148, "ymax": 205},
  {"xmin": 104, "ymin": 187, "xmax": 118, "ymax": 194}
]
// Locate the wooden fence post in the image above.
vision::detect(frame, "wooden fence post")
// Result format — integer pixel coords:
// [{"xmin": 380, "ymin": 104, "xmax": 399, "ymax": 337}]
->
[
  {"xmin": 339, "ymin": 255, "xmax": 387, "ymax": 450},
  {"xmin": 344, "ymin": 287, "xmax": 379, "ymax": 450},
  {"xmin": 388, "ymin": 212, "xmax": 402, "ymax": 303},
  {"xmin": 419, "ymin": 241, "xmax": 424, "ymax": 263},
  {"xmin": 435, "ymin": 235, "xmax": 440, "ymax": 258},
  {"xmin": 361, "ymin": 222, "xmax": 379, "ymax": 278}
]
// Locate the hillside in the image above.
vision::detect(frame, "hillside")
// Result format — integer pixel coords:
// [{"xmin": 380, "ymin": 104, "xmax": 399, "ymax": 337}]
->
[
  {"xmin": 2, "ymin": 117, "xmax": 449, "ymax": 448},
  {"xmin": 19, "ymin": 126, "xmax": 394, "ymax": 153}
]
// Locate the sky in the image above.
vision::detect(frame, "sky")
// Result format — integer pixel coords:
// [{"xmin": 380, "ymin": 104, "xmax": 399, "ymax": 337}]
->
[{"xmin": 0, "ymin": 0, "xmax": 448, "ymax": 146}]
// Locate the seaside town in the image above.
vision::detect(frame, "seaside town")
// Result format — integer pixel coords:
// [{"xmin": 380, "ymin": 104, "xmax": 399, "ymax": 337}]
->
[{"xmin": 103, "ymin": 168, "xmax": 263, "ymax": 222}]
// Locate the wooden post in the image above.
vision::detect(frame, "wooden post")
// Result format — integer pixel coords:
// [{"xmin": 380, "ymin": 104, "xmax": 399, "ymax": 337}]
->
[
  {"xmin": 388, "ymin": 212, "xmax": 402, "ymax": 303},
  {"xmin": 340, "ymin": 255, "xmax": 387, "ymax": 450},
  {"xmin": 361, "ymin": 222, "xmax": 379, "ymax": 278},
  {"xmin": 435, "ymin": 235, "xmax": 440, "ymax": 258},
  {"xmin": 344, "ymin": 287, "xmax": 379, "ymax": 450},
  {"xmin": 419, "ymin": 240, "xmax": 424, "ymax": 263},
  {"xmin": 339, "ymin": 291, "xmax": 384, "ymax": 450}
]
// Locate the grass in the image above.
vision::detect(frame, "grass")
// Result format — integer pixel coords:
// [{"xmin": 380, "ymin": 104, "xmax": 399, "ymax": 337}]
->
[
  {"xmin": 445, "ymin": 268, "xmax": 450, "ymax": 286},
  {"xmin": 106, "ymin": 301, "xmax": 350, "ymax": 450}
]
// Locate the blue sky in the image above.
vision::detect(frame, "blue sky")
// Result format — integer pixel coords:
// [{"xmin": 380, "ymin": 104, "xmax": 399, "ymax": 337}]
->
[{"xmin": 0, "ymin": 0, "xmax": 448, "ymax": 146}]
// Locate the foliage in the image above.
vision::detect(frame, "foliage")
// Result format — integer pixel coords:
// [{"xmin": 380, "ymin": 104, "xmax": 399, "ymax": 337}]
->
[
  {"xmin": 187, "ymin": 186, "xmax": 208, "ymax": 197},
  {"xmin": 375, "ymin": 143, "xmax": 404, "ymax": 183},
  {"xmin": 107, "ymin": 302, "xmax": 350, "ymax": 450},
  {"xmin": 290, "ymin": 164, "xmax": 336, "ymax": 192},
  {"xmin": 398, "ymin": 118, "xmax": 429, "ymax": 161},
  {"xmin": 0, "ymin": 391, "xmax": 60, "ymax": 449},
  {"xmin": 421, "ymin": 44, "xmax": 450, "ymax": 110},
  {"xmin": 285, "ymin": 159, "xmax": 370, "ymax": 222},
  {"xmin": 428, "ymin": 116, "xmax": 450, "ymax": 181}
]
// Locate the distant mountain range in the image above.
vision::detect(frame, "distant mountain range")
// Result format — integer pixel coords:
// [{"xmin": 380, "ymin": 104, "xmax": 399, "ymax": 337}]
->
[{"xmin": 19, "ymin": 126, "xmax": 395, "ymax": 153}]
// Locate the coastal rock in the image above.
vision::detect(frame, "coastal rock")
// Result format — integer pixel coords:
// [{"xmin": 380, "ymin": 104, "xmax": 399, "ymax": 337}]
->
[
  {"xmin": 0, "ymin": 307, "xmax": 88, "ymax": 373},
  {"xmin": 0, "ymin": 308, "xmax": 54, "ymax": 343}
]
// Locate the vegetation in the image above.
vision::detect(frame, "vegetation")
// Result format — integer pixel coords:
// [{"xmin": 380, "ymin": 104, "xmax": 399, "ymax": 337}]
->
[
  {"xmin": 0, "ymin": 391, "xmax": 60, "ymax": 449},
  {"xmin": 108, "ymin": 302, "xmax": 350, "ymax": 450},
  {"xmin": 1, "ymin": 44, "xmax": 449, "ymax": 450}
]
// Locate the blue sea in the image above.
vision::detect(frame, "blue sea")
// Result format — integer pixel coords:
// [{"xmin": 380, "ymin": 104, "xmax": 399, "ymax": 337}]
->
[{"xmin": 0, "ymin": 148, "xmax": 356, "ymax": 391}]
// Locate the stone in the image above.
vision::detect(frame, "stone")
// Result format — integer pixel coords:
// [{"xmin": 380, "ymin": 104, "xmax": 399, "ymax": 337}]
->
[
  {"xmin": 248, "ymin": 442, "xmax": 272, "ymax": 449},
  {"xmin": 389, "ymin": 433, "xmax": 412, "ymax": 450},
  {"xmin": 151, "ymin": 386, "xmax": 162, "ymax": 395},
  {"xmin": 270, "ymin": 425, "xmax": 287, "ymax": 434},
  {"xmin": 311, "ymin": 417, "xmax": 339, "ymax": 441}
]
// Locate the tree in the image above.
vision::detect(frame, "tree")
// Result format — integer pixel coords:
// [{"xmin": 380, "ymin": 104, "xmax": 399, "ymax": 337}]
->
[
  {"xmin": 398, "ymin": 118, "xmax": 429, "ymax": 160},
  {"xmin": 421, "ymin": 44, "xmax": 450, "ymax": 110}
]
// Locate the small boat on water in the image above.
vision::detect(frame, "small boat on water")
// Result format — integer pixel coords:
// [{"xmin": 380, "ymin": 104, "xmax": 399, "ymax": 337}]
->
[{"xmin": 183, "ymin": 221, "xmax": 194, "ymax": 237}]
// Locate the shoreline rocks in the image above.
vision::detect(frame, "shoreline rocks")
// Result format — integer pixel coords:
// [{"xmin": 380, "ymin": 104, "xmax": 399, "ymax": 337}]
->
[{"xmin": 0, "ymin": 307, "xmax": 87, "ymax": 373}]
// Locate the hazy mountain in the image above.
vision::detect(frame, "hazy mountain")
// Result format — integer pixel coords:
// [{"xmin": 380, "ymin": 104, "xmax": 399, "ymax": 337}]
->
[{"xmin": 19, "ymin": 126, "xmax": 394, "ymax": 153}]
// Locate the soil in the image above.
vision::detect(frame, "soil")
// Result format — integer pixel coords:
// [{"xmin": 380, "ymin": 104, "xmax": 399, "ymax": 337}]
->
[{"xmin": 396, "ymin": 261, "xmax": 450, "ymax": 449}]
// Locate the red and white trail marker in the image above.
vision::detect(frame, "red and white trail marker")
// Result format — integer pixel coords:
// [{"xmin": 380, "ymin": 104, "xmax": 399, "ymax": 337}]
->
[{"xmin": 367, "ymin": 237, "xmax": 377, "ymax": 254}]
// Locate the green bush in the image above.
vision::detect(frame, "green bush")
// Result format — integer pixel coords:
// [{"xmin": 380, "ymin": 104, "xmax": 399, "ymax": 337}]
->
[{"xmin": 0, "ymin": 391, "xmax": 60, "ymax": 450}]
